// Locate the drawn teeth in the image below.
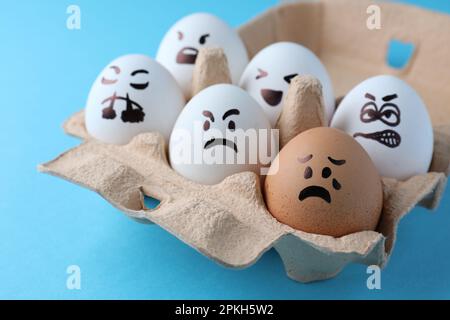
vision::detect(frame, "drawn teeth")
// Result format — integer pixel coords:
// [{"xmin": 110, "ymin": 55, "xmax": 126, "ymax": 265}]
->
[{"xmin": 353, "ymin": 130, "xmax": 401, "ymax": 148}]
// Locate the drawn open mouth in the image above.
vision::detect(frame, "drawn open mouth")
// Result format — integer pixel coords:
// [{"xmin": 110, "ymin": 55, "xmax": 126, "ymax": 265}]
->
[
  {"xmin": 176, "ymin": 47, "xmax": 199, "ymax": 64},
  {"xmin": 298, "ymin": 186, "xmax": 331, "ymax": 203},
  {"xmin": 353, "ymin": 130, "xmax": 401, "ymax": 148},
  {"xmin": 204, "ymin": 138, "xmax": 238, "ymax": 153},
  {"xmin": 261, "ymin": 89, "xmax": 283, "ymax": 106}
]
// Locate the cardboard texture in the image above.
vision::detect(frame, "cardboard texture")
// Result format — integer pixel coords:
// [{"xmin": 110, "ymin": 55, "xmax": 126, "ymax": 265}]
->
[
  {"xmin": 40, "ymin": 0, "xmax": 449, "ymax": 282},
  {"xmin": 192, "ymin": 48, "xmax": 232, "ymax": 97},
  {"xmin": 276, "ymin": 75, "xmax": 326, "ymax": 147}
]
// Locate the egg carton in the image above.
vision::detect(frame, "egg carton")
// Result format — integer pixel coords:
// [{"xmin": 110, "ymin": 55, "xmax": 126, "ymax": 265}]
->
[{"xmin": 39, "ymin": 0, "xmax": 450, "ymax": 283}]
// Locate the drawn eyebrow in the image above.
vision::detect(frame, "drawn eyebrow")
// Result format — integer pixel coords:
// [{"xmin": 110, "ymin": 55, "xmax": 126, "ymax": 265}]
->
[
  {"xmin": 382, "ymin": 93, "xmax": 398, "ymax": 102},
  {"xmin": 202, "ymin": 110, "xmax": 215, "ymax": 122},
  {"xmin": 131, "ymin": 69, "xmax": 149, "ymax": 76},
  {"xmin": 298, "ymin": 154, "xmax": 313, "ymax": 163},
  {"xmin": 222, "ymin": 109, "xmax": 240, "ymax": 120},
  {"xmin": 328, "ymin": 157, "xmax": 346, "ymax": 166},
  {"xmin": 365, "ymin": 93, "xmax": 376, "ymax": 101},
  {"xmin": 256, "ymin": 68, "xmax": 268, "ymax": 80}
]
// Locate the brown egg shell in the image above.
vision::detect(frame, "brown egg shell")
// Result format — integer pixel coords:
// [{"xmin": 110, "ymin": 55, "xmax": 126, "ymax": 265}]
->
[{"xmin": 265, "ymin": 127, "xmax": 383, "ymax": 237}]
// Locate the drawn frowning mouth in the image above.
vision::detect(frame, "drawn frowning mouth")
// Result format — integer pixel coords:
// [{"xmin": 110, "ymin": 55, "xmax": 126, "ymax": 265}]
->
[
  {"xmin": 353, "ymin": 130, "xmax": 401, "ymax": 148},
  {"xmin": 176, "ymin": 47, "xmax": 199, "ymax": 64},
  {"xmin": 204, "ymin": 138, "xmax": 238, "ymax": 153},
  {"xmin": 298, "ymin": 186, "xmax": 331, "ymax": 204},
  {"xmin": 261, "ymin": 89, "xmax": 283, "ymax": 106}
]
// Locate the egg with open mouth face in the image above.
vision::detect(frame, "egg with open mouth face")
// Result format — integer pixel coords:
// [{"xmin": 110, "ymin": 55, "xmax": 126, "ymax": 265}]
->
[
  {"xmin": 239, "ymin": 42, "xmax": 335, "ymax": 126},
  {"xmin": 331, "ymin": 75, "xmax": 434, "ymax": 180},
  {"xmin": 85, "ymin": 54, "xmax": 185, "ymax": 145},
  {"xmin": 169, "ymin": 84, "xmax": 277, "ymax": 185},
  {"xmin": 264, "ymin": 127, "xmax": 383, "ymax": 237},
  {"xmin": 156, "ymin": 13, "xmax": 249, "ymax": 98}
]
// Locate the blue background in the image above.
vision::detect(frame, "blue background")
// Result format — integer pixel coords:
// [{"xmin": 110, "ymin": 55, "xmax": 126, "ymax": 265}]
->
[{"xmin": 0, "ymin": 0, "xmax": 449, "ymax": 299}]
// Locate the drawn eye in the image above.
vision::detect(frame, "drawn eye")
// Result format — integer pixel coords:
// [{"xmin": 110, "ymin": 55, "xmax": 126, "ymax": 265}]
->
[
  {"xmin": 101, "ymin": 78, "xmax": 117, "ymax": 85},
  {"xmin": 228, "ymin": 121, "xmax": 236, "ymax": 131},
  {"xmin": 304, "ymin": 166, "xmax": 313, "ymax": 179},
  {"xmin": 360, "ymin": 102, "xmax": 378, "ymax": 123},
  {"xmin": 177, "ymin": 31, "xmax": 184, "ymax": 41},
  {"xmin": 380, "ymin": 104, "xmax": 400, "ymax": 126},
  {"xmin": 203, "ymin": 120, "xmax": 210, "ymax": 131},
  {"xmin": 130, "ymin": 82, "xmax": 149, "ymax": 90},
  {"xmin": 199, "ymin": 34, "xmax": 210, "ymax": 45},
  {"xmin": 283, "ymin": 73, "xmax": 298, "ymax": 84},
  {"xmin": 256, "ymin": 68, "xmax": 268, "ymax": 80}
]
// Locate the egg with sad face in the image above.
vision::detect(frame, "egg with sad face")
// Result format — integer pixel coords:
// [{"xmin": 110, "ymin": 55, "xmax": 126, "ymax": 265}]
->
[
  {"xmin": 169, "ymin": 84, "xmax": 277, "ymax": 185},
  {"xmin": 85, "ymin": 54, "xmax": 185, "ymax": 145},
  {"xmin": 331, "ymin": 75, "xmax": 434, "ymax": 180},
  {"xmin": 264, "ymin": 127, "xmax": 383, "ymax": 237}
]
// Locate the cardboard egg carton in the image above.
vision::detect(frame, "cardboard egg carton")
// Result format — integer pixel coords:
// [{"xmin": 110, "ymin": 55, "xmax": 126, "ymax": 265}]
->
[{"xmin": 39, "ymin": 0, "xmax": 449, "ymax": 282}]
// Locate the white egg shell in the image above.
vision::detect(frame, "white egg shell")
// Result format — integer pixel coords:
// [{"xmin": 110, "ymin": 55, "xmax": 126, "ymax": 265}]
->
[
  {"xmin": 331, "ymin": 75, "xmax": 434, "ymax": 180},
  {"xmin": 156, "ymin": 13, "xmax": 249, "ymax": 98},
  {"xmin": 169, "ymin": 84, "xmax": 276, "ymax": 185},
  {"xmin": 85, "ymin": 54, "xmax": 185, "ymax": 145},
  {"xmin": 239, "ymin": 42, "xmax": 335, "ymax": 126}
]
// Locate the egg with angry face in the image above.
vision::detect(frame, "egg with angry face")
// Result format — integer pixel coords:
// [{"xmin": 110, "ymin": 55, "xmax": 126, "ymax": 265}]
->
[
  {"xmin": 264, "ymin": 127, "xmax": 383, "ymax": 237},
  {"xmin": 169, "ymin": 84, "xmax": 277, "ymax": 185},
  {"xmin": 156, "ymin": 13, "xmax": 249, "ymax": 98},
  {"xmin": 331, "ymin": 75, "xmax": 434, "ymax": 180},
  {"xmin": 239, "ymin": 42, "xmax": 335, "ymax": 126},
  {"xmin": 85, "ymin": 54, "xmax": 185, "ymax": 145}
]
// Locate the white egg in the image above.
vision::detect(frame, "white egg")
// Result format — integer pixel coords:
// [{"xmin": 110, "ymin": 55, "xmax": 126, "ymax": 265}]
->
[
  {"xmin": 85, "ymin": 54, "xmax": 185, "ymax": 145},
  {"xmin": 156, "ymin": 13, "xmax": 249, "ymax": 98},
  {"xmin": 239, "ymin": 42, "xmax": 335, "ymax": 126},
  {"xmin": 169, "ymin": 84, "xmax": 277, "ymax": 185},
  {"xmin": 331, "ymin": 75, "xmax": 433, "ymax": 180}
]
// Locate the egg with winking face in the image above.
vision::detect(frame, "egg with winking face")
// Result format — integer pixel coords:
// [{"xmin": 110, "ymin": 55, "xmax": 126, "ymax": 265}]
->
[
  {"xmin": 239, "ymin": 42, "xmax": 335, "ymax": 126},
  {"xmin": 85, "ymin": 54, "xmax": 185, "ymax": 145}
]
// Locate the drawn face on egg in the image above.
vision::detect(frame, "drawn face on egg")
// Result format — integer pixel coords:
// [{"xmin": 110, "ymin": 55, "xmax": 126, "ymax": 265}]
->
[
  {"xmin": 255, "ymin": 68, "xmax": 298, "ymax": 108},
  {"xmin": 331, "ymin": 75, "xmax": 434, "ymax": 180},
  {"xmin": 201, "ymin": 108, "xmax": 240, "ymax": 154},
  {"xmin": 85, "ymin": 54, "xmax": 185, "ymax": 145},
  {"xmin": 353, "ymin": 92, "xmax": 402, "ymax": 148},
  {"xmin": 297, "ymin": 154, "xmax": 345, "ymax": 204},
  {"xmin": 264, "ymin": 127, "xmax": 383, "ymax": 237},
  {"xmin": 156, "ymin": 13, "xmax": 249, "ymax": 98},
  {"xmin": 239, "ymin": 42, "xmax": 335, "ymax": 126},
  {"xmin": 98, "ymin": 66, "xmax": 149, "ymax": 124},
  {"xmin": 169, "ymin": 84, "xmax": 276, "ymax": 185},
  {"xmin": 175, "ymin": 31, "xmax": 210, "ymax": 65}
]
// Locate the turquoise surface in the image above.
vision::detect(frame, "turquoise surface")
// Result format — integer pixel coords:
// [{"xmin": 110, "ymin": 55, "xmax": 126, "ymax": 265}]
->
[{"xmin": 0, "ymin": 0, "xmax": 449, "ymax": 299}]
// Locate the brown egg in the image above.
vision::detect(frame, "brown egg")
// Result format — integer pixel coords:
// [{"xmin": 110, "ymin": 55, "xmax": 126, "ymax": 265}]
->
[{"xmin": 264, "ymin": 127, "xmax": 383, "ymax": 237}]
